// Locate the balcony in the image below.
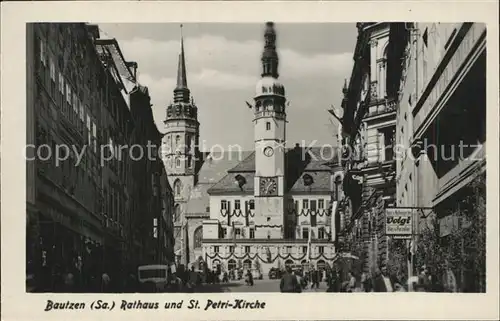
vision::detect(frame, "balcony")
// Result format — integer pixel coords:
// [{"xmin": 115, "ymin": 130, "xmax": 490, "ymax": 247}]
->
[{"xmin": 364, "ymin": 98, "xmax": 397, "ymax": 119}]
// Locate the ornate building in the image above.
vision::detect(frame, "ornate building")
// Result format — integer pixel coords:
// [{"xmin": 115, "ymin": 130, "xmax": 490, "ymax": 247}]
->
[
  {"xmin": 162, "ymin": 23, "xmax": 342, "ymax": 274},
  {"xmin": 337, "ymin": 23, "xmax": 410, "ymax": 274},
  {"xmin": 26, "ymin": 23, "xmax": 175, "ymax": 291},
  {"xmin": 399, "ymin": 23, "xmax": 486, "ymax": 291}
]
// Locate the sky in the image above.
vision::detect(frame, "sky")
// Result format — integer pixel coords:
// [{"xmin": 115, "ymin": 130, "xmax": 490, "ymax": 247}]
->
[{"xmin": 99, "ymin": 23, "xmax": 357, "ymax": 151}]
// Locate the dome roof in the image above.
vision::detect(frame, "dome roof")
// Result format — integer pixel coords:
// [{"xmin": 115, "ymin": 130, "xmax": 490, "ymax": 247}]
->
[{"xmin": 255, "ymin": 76, "xmax": 285, "ymax": 97}]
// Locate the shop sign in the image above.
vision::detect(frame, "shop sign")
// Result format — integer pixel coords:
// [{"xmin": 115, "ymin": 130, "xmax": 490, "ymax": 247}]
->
[{"xmin": 386, "ymin": 208, "xmax": 412, "ymax": 239}]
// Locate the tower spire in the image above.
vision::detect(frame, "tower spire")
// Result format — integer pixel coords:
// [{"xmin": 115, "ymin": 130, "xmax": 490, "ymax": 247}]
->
[
  {"xmin": 174, "ymin": 24, "xmax": 190, "ymax": 103},
  {"xmin": 261, "ymin": 21, "xmax": 279, "ymax": 78}
]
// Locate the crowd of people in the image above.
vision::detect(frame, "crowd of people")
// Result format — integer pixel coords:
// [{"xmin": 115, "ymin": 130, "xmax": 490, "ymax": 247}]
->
[{"xmin": 278, "ymin": 264, "xmax": 442, "ymax": 293}]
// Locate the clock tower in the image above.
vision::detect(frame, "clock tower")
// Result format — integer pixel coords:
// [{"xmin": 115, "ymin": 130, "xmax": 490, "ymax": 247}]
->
[{"xmin": 253, "ymin": 22, "xmax": 287, "ymax": 239}]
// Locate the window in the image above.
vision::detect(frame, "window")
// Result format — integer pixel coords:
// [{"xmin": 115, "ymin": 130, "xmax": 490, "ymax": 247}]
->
[
  {"xmin": 318, "ymin": 227, "xmax": 325, "ymax": 239},
  {"xmin": 92, "ymin": 122, "xmax": 97, "ymax": 153},
  {"xmin": 175, "ymin": 135, "xmax": 180, "ymax": 146},
  {"xmin": 286, "ymin": 246, "xmax": 292, "ymax": 254},
  {"xmin": 49, "ymin": 59, "xmax": 55, "ymax": 81},
  {"xmin": 193, "ymin": 226, "xmax": 203, "ymax": 249},
  {"xmin": 66, "ymin": 84, "xmax": 72, "ymax": 104},
  {"xmin": 266, "ymin": 122, "xmax": 271, "ymax": 130},
  {"xmin": 245, "ymin": 246, "xmax": 250, "ymax": 253},
  {"xmin": 235, "ymin": 200, "xmax": 241, "ymax": 210},
  {"xmin": 229, "ymin": 246, "xmax": 234, "ymax": 253},
  {"xmin": 318, "ymin": 199, "xmax": 324, "ymax": 209},
  {"xmin": 39, "ymin": 39, "xmax": 46, "ymax": 65},
  {"xmin": 174, "ymin": 204, "xmax": 181, "ymax": 222},
  {"xmin": 176, "ymin": 158, "xmax": 181, "ymax": 167},
  {"xmin": 73, "ymin": 92, "xmax": 79, "ymax": 115},
  {"xmin": 235, "ymin": 228, "xmax": 241, "ymax": 238},
  {"xmin": 318, "ymin": 246, "xmax": 324, "ymax": 254},
  {"xmin": 214, "ymin": 246, "xmax": 219, "ymax": 253},
  {"xmin": 249, "ymin": 200, "xmax": 255, "ymax": 210},
  {"xmin": 249, "ymin": 228, "xmax": 255, "ymax": 239},
  {"xmin": 153, "ymin": 218, "xmax": 158, "ymax": 239},
  {"xmin": 221, "ymin": 228, "xmax": 227, "ymax": 238},
  {"xmin": 302, "ymin": 246, "xmax": 307, "ymax": 254},
  {"xmin": 174, "ymin": 179, "xmax": 182, "ymax": 197},
  {"xmin": 243, "ymin": 259, "xmax": 252, "ymax": 270},
  {"xmin": 302, "ymin": 228, "xmax": 309, "ymax": 239},
  {"xmin": 228, "ymin": 259, "xmax": 236, "ymax": 270},
  {"xmin": 58, "ymin": 72, "xmax": 64, "ymax": 94},
  {"xmin": 303, "ymin": 199, "xmax": 309, "ymax": 209},
  {"xmin": 221, "ymin": 200, "xmax": 228, "ymax": 210},
  {"xmin": 310, "ymin": 200, "xmax": 317, "ymax": 211}
]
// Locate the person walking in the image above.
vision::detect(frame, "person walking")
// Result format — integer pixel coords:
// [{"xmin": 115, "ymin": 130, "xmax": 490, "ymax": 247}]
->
[
  {"xmin": 280, "ymin": 266, "xmax": 300, "ymax": 293},
  {"xmin": 310, "ymin": 268, "xmax": 320, "ymax": 290},
  {"xmin": 245, "ymin": 270, "xmax": 254, "ymax": 286}
]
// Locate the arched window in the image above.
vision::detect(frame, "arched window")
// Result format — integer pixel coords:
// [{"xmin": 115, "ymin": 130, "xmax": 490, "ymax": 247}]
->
[
  {"xmin": 166, "ymin": 135, "xmax": 171, "ymax": 150},
  {"xmin": 228, "ymin": 259, "xmax": 237, "ymax": 271},
  {"xmin": 173, "ymin": 204, "xmax": 181, "ymax": 222},
  {"xmin": 176, "ymin": 158, "xmax": 181, "ymax": 168},
  {"xmin": 243, "ymin": 259, "xmax": 252, "ymax": 270},
  {"xmin": 174, "ymin": 179, "xmax": 182, "ymax": 196},
  {"xmin": 317, "ymin": 260, "xmax": 326, "ymax": 271},
  {"xmin": 175, "ymin": 135, "xmax": 180, "ymax": 146},
  {"xmin": 193, "ymin": 226, "xmax": 203, "ymax": 249}
]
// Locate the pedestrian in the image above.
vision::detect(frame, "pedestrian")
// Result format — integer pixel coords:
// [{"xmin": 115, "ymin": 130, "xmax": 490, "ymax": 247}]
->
[
  {"xmin": 311, "ymin": 268, "xmax": 320, "ymax": 289},
  {"xmin": 346, "ymin": 271, "xmax": 357, "ymax": 292},
  {"xmin": 361, "ymin": 272, "xmax": 373, "ymax": 292},
  {"xmin": 245, "ymin": 270, "xmax": 254, "ymax": 286},
  {"xmin": 372, "ymin": 266, "xmax": 400, "ymax": 292},
  {"xmin": 280, "ymin": 266, "xmax": 300, "ymax": 293}
]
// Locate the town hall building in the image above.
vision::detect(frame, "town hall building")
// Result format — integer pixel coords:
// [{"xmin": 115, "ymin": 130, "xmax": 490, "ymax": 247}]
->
[{"xmin": 162, "ymin": 22, "xmax": 343, "ymax": 275}]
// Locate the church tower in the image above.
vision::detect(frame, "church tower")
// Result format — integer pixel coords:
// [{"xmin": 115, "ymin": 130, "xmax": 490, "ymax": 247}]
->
[
  {"xmin": 253, "ymin": 22, "xmax": 287, "ymax": 239},
  {"xmin": 162, "ymin": 25, "xmax": 199, "ymax": 264}
]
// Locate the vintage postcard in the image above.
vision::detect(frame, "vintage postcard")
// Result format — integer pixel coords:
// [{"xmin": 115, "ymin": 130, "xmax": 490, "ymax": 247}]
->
[{"xmin": 1, "ymin": 1, "xmax": 499, "ymax": 320}]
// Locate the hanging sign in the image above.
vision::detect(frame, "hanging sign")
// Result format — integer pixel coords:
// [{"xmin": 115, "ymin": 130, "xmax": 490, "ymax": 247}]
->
[{"xmin": 386, "ymin": 208, "xmax": 412, "ymax": 239}]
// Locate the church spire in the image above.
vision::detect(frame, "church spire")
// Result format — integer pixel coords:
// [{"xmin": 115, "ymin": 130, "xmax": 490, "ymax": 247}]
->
[
  {"xmin": 261, "ymin": 21, "xmax": 279, "ymax": 78},
  {"xmin": 174, "ymin": 24, "xmax": 190, "ymax": 103}
]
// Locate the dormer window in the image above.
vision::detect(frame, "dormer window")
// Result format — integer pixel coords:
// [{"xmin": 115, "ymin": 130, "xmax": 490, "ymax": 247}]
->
[
  {"xmin": 235, "ymin": 174, "xmax": 246, "ymax": 189},
  {"xmin": 303, "ymin": 174, "xmax": 314, "ymax": 186}
]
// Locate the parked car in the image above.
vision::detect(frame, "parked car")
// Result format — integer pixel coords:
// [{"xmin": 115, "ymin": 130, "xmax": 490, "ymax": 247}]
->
[{"xmin": 268, "ymin": 268, "xmax": 281, "ymax": 279}]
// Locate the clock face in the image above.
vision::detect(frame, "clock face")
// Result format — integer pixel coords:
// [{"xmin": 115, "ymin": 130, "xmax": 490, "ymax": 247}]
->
[
  {"xmin": 260, "ymin": 177, "xmax": 278, "ymax": 196},
  {"xmin": 263, "ymin": 146, "xmax": 274, "ymax": 157}
]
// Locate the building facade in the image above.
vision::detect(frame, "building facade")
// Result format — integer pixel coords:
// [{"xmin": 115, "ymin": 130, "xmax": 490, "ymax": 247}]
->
[
  {"xmin": 399, "ymin": 23, "xmax": 486, "ymax": 291},
  {"xmin": 26, "ymin": 23, "xmax": 175, "ymax": 291},
  {"xmin": 129, "ymin": 85, "xmax": 175, "ymax": 268},
  {"xmin": 337, "ymin": 23, "xmax": 410, "ymax": 275}
]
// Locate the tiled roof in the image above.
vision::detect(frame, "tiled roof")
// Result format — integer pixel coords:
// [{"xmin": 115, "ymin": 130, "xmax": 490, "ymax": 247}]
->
[
  {"xmin": 206, "ymin": 172, "xmax": 255, "ymax": 195},
  {"xmin": 196, "ymin": 150, "xmax": 253, "ymax": 183},
  {"xmin": 208, "ymin": 146, "xmax": 338, "ymax": 195},
  {"xmin": 289, "ymin": 171, "xmax": 331, "ymax": 194},
  {"xmin": 186, "ymin": 150, "xmax": 253, "ymax": 214}
]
